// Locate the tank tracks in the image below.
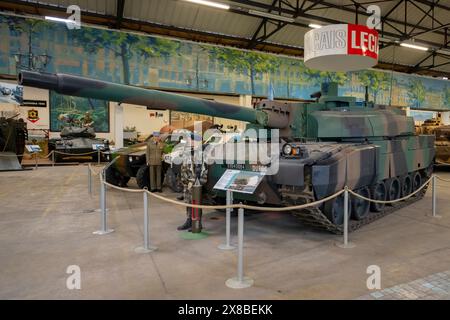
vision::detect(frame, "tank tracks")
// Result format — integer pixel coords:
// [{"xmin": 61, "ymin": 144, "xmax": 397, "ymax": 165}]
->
[{"xmin": 281, "ymin": 180, "xmax": 429, "ymax": 235}]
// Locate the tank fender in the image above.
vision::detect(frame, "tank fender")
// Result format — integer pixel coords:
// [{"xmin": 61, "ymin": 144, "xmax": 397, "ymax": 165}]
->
[
  {"xmin": 274, "ymin": 159, "xmax": 305, "ymax": 187},
  {"xmin": 312, "ymin": 145, "xmax": 378, "ymax": 199}
]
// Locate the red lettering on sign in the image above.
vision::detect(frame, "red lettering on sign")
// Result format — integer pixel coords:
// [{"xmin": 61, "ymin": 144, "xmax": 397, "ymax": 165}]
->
[{"xmin": 347, "ymin": 24, "xmax": 379, "ymax": 60}]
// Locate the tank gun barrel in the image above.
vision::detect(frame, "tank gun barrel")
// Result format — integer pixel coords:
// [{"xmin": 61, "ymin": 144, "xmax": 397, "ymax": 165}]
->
[{"xmin": 19, "ymin": 71, "xmax": 279, "ymax": 127}]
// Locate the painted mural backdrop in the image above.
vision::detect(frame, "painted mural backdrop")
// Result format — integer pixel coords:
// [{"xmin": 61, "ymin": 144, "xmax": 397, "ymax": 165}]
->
[
  {"xmin": 0, "ymin": 13, "xmax": 449, "ymax": 113},
  {"xmin": 50, "ymin": 92, "xmax": 109, "ymax": 132}
]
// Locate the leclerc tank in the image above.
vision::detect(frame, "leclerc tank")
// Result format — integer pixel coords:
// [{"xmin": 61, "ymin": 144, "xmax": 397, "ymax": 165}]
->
[{"xmin": 19, "ymin": 71, "xmax": 435, "ymax": 233}]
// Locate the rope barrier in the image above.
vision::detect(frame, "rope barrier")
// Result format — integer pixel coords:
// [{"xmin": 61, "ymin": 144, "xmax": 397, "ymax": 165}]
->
[
  {"xmin": 96, "ymin": 168, "xmax": 345, "ymax": 211},
  {"xmin": 347, "ymin": 176, "xmax": 433, "ymax": 204},
  {"xmin": 147, "ymin": 188, "xmax": 346, "ymax": 211},
  {"xmin": 87, "ymin": 163, "xmax": 104, "ymax": 176},
  {"xmin": 435, "ymin": 160, "xmax": 450, "ymax": 166},
  {"xmin": 51, "ymin": 150, "xmax": 99, "ymax": 156},
  {"xmin": 90, "ymin": 162, "xmax": 449, "ymax": 211},
  {"xmin": 0, "ymin": 149, "xmax": 111, "ymax": 158},
  {"xmin": 435, "ymin": 175, "xmax": 450, "ymax": 183},
  {"xmin": 103, "ymin": 179, "xmax": 146, "ymax": 194}
]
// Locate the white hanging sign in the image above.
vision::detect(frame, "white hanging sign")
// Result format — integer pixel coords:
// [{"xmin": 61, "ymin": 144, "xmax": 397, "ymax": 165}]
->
[{"xmin": 304, "ymin": 24, "xmax": 379, "ymax": 72}]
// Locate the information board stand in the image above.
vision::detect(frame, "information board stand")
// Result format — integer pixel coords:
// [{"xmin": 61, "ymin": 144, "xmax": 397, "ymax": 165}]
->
[{"xmin": 213, "ymin": 169, "xmax": 266, "ymax": 289}]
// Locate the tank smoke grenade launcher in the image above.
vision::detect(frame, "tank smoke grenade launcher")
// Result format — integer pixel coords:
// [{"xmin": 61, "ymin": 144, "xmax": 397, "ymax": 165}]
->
[{"xmin": 19, "ymin": 71, "xmax": 435, "ymax": 233}]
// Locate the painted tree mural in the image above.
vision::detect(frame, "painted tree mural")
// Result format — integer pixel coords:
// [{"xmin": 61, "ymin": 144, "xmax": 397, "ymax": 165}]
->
[
  {"xmin": 283, "ymin": 59, "xmax": 307, "ymax": 98},
  {"xmin": 444, "ymin": 86, "xmax": 450, "ymax": 106},
  {"xmin": 408, "ymin": 79, "xmax": 426, "ymax": 108},
  {"xmin": 209, "ymin": 47, "xmax": 280, "ymax": 95},
  {"xmin": 358, "ymin": 70, "xmax": 391, "ymax": 103},
  {"xmin": 0, "ymin": 14, "xmax": 449, "ymax": 110},
  {"xmin": 303, "ymin": 68, "xmax": 348, "ymax": 86},
  {"xmin": 69, "ymin": 29, "xmax": 179, "ymax": 84},
  {"xmin": 0, "ymin": 15, "xmax": 53, "ymax": 72}
]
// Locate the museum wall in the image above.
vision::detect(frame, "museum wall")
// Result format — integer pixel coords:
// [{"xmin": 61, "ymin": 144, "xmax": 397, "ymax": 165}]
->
[{"xmin": 1, "ymin": 13, "xmax": 450, "ymax": 138}]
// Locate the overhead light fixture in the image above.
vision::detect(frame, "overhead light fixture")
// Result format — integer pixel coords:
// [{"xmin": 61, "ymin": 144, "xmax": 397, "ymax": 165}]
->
[
  {"xmin": 308, "ymin": 23, "xmax": 322, "ymax": 29},
  {"xmin": 400, "ymin": 42, "xmax": 429, "ymax": 51},
  {"xmin": 184, "ymin": 0, "xmax": 230, "ymax": 10},
  {"xmin": 248, "ymin": 9, "xmax": 295, "ymax": 23},
  {"xmin": 45, "ymin": 16, "xmax": 78, "ymax": 24}
]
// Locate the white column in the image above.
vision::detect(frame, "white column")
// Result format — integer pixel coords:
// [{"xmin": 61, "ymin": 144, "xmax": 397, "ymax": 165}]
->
[
  {"xmin": 238, "ymin": 95, "xmax": 253, "ymax": 131},
  {"xmin": 239, "ymin": 95, "xmax": 253, "ymax": 108},
  {"xmin": 114, "ymin": 103, "xmax": 124, "ymax": 149}
]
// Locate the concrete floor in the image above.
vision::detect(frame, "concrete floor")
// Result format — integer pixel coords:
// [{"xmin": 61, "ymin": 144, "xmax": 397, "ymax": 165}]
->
[{"xmin": 1, "ymin": 165, "xmax": 450, "ymax": 299}]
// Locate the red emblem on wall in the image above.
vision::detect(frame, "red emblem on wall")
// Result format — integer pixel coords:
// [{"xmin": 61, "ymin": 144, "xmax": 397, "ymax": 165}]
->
[{"xmin": 27, "ymin": 109, "xmax": 40, "ymax": 123}]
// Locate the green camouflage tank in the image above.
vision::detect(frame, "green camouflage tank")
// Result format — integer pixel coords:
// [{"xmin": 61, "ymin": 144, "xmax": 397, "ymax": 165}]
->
[{"xmin": 19, "ymin": 72, "xmax": 435, "ymax": 233}]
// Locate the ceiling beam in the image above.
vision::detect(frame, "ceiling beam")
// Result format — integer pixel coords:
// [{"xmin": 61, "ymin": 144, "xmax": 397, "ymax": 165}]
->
[
  {"xmin": 115, "ymin": 0, "xmax": 125, "ymax": 29},
  {"xmin": 229, "ymin": 0, "xmax": 449, "ymax": 40},
  {"xmin": 247, "ymin": 0, "xmax": 280, "ymax": 49}
]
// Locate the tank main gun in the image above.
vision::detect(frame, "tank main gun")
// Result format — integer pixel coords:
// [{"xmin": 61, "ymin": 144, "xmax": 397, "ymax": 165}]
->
[
  {"xmin": 19, "ymin": 71, "xmax": 415, "ymax": 140},
  {"xmin": 19, "ymin": 71, "xmax": 289, "ymax": 130}
]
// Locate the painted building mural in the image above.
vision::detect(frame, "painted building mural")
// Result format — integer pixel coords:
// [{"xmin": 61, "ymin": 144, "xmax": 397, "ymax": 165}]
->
[{"xmin": 0, "ymin": 13, "xmax": 449, "ymax": 114}]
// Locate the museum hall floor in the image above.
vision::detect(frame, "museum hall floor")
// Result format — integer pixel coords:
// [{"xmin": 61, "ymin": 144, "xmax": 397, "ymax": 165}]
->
[{"xmin": 1, "ymin": 165, "xmax": 450, "ymax": 299}]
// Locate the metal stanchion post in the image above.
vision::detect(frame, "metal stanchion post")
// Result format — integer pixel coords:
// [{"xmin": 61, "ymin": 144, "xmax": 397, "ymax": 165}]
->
[
  {"xmin": 34, "ymin": 152, "xmax": 38, "ymax": 170},
  {"xmin": 336, "ymin": 186, "xmax": 355, "ymax": 249},
  {"xmin": 52, "ymin": 151, "xmax": 55, "ymax": 167},
  {"xmin": 88, "ymin": 166, "xmax": 92, "ymax": 197},
  {"xmin": 218, "ymin": 190, "xmax": 235, "ymax": 250},
  {"xmin": 93, "ymin": 170, "xmax": 114, "ymax": 235},
  {"xmin": 226, "ymin": 207, "xmax": 253, "ymax": 289},
  {"xmin": 97, "ymin": 149, "xmax": 101, "ymax": 165},
  {"xmin": 191, "ymin": 179, "xmax": 203, "ymax": 233},
  {"xmin": 430, "ymin": 174, "xmax": 441, "ymax": 218},
  {"xmin": 135, "ymin": 190, "xmax": 158, "ymax": 253}
]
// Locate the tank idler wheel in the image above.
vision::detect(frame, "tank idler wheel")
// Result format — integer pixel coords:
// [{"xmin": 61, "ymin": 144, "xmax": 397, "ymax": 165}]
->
[
  {"xmin": 411, "ymin": 171, "xmax": 422, "ymax": 196},
  {"xmin": 351, "ymin": 187, "xmax": 370, "ymax": 220},
  {"xmin": 401, "ymin": 174, "xmax": 413, "ymax": 198},
  {"xmin": 323, "ymin": 194, "xmax": 352, "ymax": 226},
  {"xmin": 386, "ymin": 177, "xmax": 401, "ymax": 205},
  {"xmin": 370, "ymin": 182, "xmax": 386, "ymax": 212}
]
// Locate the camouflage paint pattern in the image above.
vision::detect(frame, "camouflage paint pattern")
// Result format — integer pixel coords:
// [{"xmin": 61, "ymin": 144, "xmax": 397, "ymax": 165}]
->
[{"xmin": 19, "ymin": 72, "xmax": 436, "ymax": 227}]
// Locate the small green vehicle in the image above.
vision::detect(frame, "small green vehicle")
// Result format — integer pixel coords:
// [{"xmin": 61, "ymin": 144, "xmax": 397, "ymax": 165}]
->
[{"xmin": 104, "ymin": 130, "xmax": 196, "ymax": 191}]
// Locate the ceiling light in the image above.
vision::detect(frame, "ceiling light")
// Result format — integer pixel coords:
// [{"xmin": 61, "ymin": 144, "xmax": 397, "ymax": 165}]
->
[
  {"xmin": 308, "ymin": 23, "xmax": 322, "ymax": 29},
  {"xmin": 45, "ymin": 16, "xmax": 78, "ymax": 24},
  {"xmin": 248, "ymin": 9, "xmax": 295, "ymax": 23},
  {"xmin": 400, "ymin": 42, "xmax": 429, "ymax": 51},
  {"xmin": 184, "ymin": 0, "xmax": 230, "ymax": 10}
]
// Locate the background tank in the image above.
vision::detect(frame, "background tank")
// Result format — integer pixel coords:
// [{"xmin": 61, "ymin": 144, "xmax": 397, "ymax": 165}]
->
[
  {"xmin": 19, "ymin": 72, "xmax": 435, "ymax": 233},
  {"xmin": 416, "ymin": 114, "xmax": 450, "ymax": 164},
  {"xmin": 0, "ymin": 115, "xmax": 28, "ymax": 169},
  {"xmin": 433, "ymin": 125, "xmax": 450, "ymax": 164},
  {"xmin": 49, "ymin": 126, "xmax": 110, "ymax": 162}
]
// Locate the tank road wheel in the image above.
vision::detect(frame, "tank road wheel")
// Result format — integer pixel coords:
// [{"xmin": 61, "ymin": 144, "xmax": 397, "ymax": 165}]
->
[
  {"xmin": 412, "ymin": 172, "xmax": 422, "ymax": 195},
  {"xmin": 370, "ymin": 182, "xmax": 386, "ymax": 212},
  {"xmin": 136, "ymin": 165, "xmax": 150, "ymax": 189},
  {"xmin": 387, "ymin": 178, "xmax": 401, "ymax": 204},
  {"xmin": 351, "ymin": 187, "xmax": 370, "ymax": 220},
  {"xmin": 401, "ymin": 175, "xmax": 413, "ymax": 198},
  {"xmin": 323, "ymin": 194, "xmax": 352, "ymax": 226}
]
